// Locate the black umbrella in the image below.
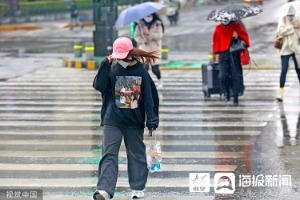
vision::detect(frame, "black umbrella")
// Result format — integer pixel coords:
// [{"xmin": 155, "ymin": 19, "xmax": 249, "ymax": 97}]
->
[{"xmin": 207, "ymin": 3, "xmax": 263, "ymax": 21}]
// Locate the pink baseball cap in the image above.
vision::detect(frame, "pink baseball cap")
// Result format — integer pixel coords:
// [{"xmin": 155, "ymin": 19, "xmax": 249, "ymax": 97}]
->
[{"xmin": 112, "ymin": 37, "xmax": 133, "ymax": 59}]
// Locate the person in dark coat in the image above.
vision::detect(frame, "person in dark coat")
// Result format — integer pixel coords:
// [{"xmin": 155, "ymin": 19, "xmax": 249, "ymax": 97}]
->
[
  {"xmin": 212, "ymin": 17, "xmax": 250, "ymax": 106},
  {"xmin": 69, "ymin": 1, "xmax": 83, "ymax": 31},
  {"xmin": 92, "ymin": 37, "xmax": 159, "ymax": 200}
]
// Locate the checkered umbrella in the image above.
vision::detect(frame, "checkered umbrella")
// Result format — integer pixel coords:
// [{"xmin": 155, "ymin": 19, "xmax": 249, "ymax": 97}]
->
[{"xmin": 207, "ymin": 3, "xmax": 263, "ymax": 21}]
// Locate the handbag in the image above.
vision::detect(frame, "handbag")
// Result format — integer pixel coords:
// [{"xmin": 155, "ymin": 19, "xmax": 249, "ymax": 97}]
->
[
  {"xmin": 274, "ymin": 36, "xmax": 283, "ymax": 50},
  {"xmin": 230, "ymin": 38, "xmax": 246, "ymax": 53},
  {"xmin": 146, "ymin": 130, "xmax": 162, "ymax": 173},
  {"xmin": 240, "ymin": 49, "xmax": 250, "ymax": 65}
]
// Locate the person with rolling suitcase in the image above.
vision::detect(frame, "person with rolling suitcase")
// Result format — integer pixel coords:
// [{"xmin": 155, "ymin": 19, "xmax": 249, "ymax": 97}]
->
[
  {"xmin": 201, "ymin": 61, "xmax": 221, "ymax": 98},
  {"xmin": 212, "ymin": 17, "xmax": 250, "ymax": 106}
]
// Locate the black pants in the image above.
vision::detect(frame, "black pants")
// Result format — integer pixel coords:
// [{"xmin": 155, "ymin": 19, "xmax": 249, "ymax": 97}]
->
[
  {"xmin": 145, "ymin": 64, "xmax": 161, "ymax": 80},
  {"xmin": 219, "ymin": 50, "xmax": 244, "ymax": 97},
  {"xmin": 280, "ymin": 53, "xmax": 300, "ymax": 88},
  {"xmin": 96, "ymin": 125, "xmax": 148, "ymax": 198}
]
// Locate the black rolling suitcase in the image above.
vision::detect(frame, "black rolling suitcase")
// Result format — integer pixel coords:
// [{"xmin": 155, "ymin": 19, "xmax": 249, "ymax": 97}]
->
[{"xmin": 202, "ymin": 63, "xmax": 221, "ymax": 97}]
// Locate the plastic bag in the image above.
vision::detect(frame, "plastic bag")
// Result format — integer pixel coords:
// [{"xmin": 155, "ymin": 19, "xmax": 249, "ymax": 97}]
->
[{"xmin": 146, "ymin": 131, "xmax": 162, "ymax": 173}]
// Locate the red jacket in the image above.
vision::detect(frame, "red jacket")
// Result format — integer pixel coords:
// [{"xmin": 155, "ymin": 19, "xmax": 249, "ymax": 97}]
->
[{"xmin": 212, "ymin": 22, "xmax": 250, "ymax": 54}]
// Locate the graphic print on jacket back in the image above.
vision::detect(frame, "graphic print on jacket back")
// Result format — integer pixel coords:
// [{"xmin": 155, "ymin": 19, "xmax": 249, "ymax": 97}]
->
[{"xmin": 115, "ymin": 76, "xmax": 142, "ymax": 109}]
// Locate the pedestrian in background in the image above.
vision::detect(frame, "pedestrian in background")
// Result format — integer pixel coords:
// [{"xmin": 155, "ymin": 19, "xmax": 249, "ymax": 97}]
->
[
  {"xmin": 134, "ymin": 13, "xmax": 165, "ymax": 88},
  {"xmin": 213, "ymin": 16, "xmax": 250, "ymax": 106},
  {"xmin": 69, "ymin": 1, "xmax": 83, "ymax": 31},
  {"xmin": 276, "ymin": 6, "xmax": 300, "ymax": 102},
  {"xmin": 92, "ymin": 37, "xmax": 159, "ymax": 200},
  {"xmin": 166, "ymin": 0, "xmax": 180, "ymax": 25}
]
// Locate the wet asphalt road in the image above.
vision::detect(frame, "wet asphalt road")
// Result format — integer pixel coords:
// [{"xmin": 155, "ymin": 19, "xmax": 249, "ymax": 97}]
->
[
  {"xmin": 0, "ymin": 63, "xmax": 299, "ymax": 199},
  {"xmin": 0, "ymin": 0, "xmax": 286, "ymax": 68},
  {"xmin": 0, "ymin": 0, "xmax": 281, "ymax": 57}
]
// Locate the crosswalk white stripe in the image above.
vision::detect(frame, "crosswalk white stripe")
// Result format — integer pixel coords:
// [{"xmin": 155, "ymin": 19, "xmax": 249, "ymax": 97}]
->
[
  {"xmin": 0, "ymin": 107, "xmax": 277, "ymax": 111},
  {"xmin": 0, "ymin": 113, "xmax": 275, "ymax": 117},
  {"xmin": 42, "ymin": 196, "xmax": 215, "ymax": 200},
  {"xmin": 0, "ymin": 82, "xmax": 291, "ymax": 86},
  {"xmin": 0, "ymin": 130, "xmax": 262, "ymax": 136},
  {"xmin": 0, "ymin": 87, "xmax": 285, "ymax": 93},
  {"xmin": 0, "ymin": 178, "xmax": 217, "ymax": 188},
  {"xmin": 0, "ymin": 151, "xmax": 245, "ymax": 158},
  {"xmin": 0, "ymin": 164, "xmax": 236, "ymax": 172},
  {"xmin": 0, "ymin": 101, "xmax": 278, "ymax": 106},
  {"xmin": 10, "ymin": 74, "xmax": 296, "ymax": 78},
  {"xmin": 0, "ymin": 121, "xmax": 268, "ymax": 127},
  {"xmin": 0, "ymin": 140, "xmax": 251, "ymax": 146}
]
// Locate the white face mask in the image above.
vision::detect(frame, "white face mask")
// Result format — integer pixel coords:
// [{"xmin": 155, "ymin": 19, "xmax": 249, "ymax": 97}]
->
[
  {"xmin": 117, "ymin": 60, "xmax": 130, "ymax": 68},
  {"xmin": 144, "ymin": 16, "xmax": 153, "ymax": 23},
  {"xmin": 287, "ymin": 16, "xmax": 294, "ymax": 22}
]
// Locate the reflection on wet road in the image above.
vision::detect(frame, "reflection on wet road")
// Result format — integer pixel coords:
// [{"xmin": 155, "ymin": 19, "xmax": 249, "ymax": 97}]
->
[{"xmin": 0, "ymin": 66, "xmax": 299, "ymax": 199}]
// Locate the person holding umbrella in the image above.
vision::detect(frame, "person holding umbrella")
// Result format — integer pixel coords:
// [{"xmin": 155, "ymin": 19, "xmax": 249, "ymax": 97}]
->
[
  {"xmin": 134, "ymin": 13, "xmax": 165, "ymax": 88},
  {"xmin": 276, "ymin": 5, "xmax": 300, "ymax": 102},
  {"xmin": 212, "ymin": 14, "xmax": 250, "ymax": 106},
  {"xmin": 92, "ymin": 37, "xmax": 159, "ymax": 200},
  {"xmin": 207, "ymin": 3, "xmax": 260, "ymax": 106}
]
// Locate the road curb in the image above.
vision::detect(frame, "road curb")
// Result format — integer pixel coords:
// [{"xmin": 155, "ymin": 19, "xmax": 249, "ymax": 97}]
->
[
  {"xmin": 62, "ymin": 57, "xmax": 98, "ymax": 69},
  {"xmin": 62, "ymin": 21, "xmax": 93, "ymax": 28},
  {"xmin": 62, "ymin": 57, "xmax": 279, "ymax": 71},
  {"xmin": 0, "ymin": 25, "xmax": 42, "ymax": 31}
]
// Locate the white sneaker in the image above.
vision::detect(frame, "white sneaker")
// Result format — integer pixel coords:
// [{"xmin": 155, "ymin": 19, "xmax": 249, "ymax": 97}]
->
[
  {"xmin": 276, "ymin": 91, "xmax": 283, "ymax": 102},
  {"xmin": 131, "ymin": 190, "xmax": 145, "ymax": 199},
  {"xmin": 93, "ymin": 190, "xmax": 110, "ymax": 200}
]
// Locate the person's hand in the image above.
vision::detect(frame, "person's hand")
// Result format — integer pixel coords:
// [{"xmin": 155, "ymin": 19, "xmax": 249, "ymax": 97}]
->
[
  {"xmin": 293, "ymin": 21, "xmax": 300, "ymax": 29},
  {"xmin": 107, "ymin": 55, "xmax": 113, "ymax": 64},
  {"xmin": 214, "ymin": 54, "xmax": 219, "ymax": 63},
  {"xmin": 233, "ymin": 31, "xmax": 238, "ymax": 38},
  {"xmin": 142, "ymin": 26, "xmax": 150, "ymax": 35}
]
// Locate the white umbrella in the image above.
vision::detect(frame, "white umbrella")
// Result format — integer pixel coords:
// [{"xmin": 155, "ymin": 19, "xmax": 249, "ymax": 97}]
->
[
  {"xmin": 115, "ymin": 2, "xmax": 165, "ymax": 27},
  {"xmin": 275, "ymin": 1, "xmax": 300, "ymax": 18}
]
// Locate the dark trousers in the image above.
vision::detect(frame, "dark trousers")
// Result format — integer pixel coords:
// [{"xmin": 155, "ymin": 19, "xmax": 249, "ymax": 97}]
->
[
  {"xmin": 145, "ymin": 64, "xmax": 161, "ymax": 79},
  {"xmin": 280, "ymin": 53, "xmax": 300, "ymax": 88},
  {"xmin": 219, "ymin": 50, "xmax": 244, "ymax": 97},
  {"xmin": 96, "ymin": 125, "xmax": 148, "ymax": 198}
]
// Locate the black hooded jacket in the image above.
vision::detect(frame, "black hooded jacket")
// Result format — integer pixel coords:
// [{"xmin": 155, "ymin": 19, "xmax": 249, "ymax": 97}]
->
[{"xmin": 93, "ymin": 58, "xmax": 159, "ymax": 130}]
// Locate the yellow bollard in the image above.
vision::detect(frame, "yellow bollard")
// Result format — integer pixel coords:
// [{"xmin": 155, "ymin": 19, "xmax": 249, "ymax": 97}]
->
[
  {"xmin": 67, "ymin": 59, "xmax": 73, "ymax": 68},
  {"xmin": 87, "ymin": 60, "xmax": 96, "ymax": 69},
  {"xmin": 161, "ymin": 45, "xmax": 169, "ymax": 60},
  {"xmin": 74, "ymin": 40, "xmax": 83, "ymax": 57},
  {"xmin": 75, "ymin": 60, "xmax": 82, "ymax": 68},
  {"xmin": 209, "ymin": 52, "xmax": 214, "ymax": 63},
  {"xmin": 85, "ymin": 43, "xmax": 95, "ymax": 60}
]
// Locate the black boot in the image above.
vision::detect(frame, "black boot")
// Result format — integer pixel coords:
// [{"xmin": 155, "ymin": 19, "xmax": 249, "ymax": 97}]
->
[
  {"xmin": 225, "ymin": 95, "xmax": 231, "ymax": 102},
  {"xmin": 233, "ymin": 95, "xmax": 239, "ymax": 107}
]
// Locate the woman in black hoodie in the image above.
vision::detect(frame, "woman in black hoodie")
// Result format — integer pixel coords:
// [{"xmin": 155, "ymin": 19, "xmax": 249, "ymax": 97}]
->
[{"xmin": 93, "ymin": 37, "xmax": 159, "ymax": 200}]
